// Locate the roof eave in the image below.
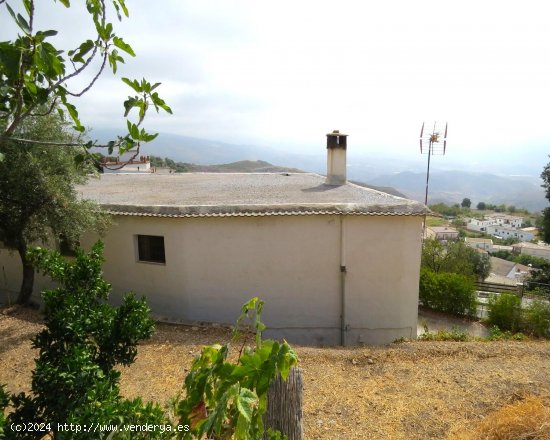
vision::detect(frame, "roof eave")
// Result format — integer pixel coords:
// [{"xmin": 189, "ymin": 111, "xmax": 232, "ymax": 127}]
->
[{"xmin": 101, "ymin": 202, "xmax": 429, "ymax": 218}]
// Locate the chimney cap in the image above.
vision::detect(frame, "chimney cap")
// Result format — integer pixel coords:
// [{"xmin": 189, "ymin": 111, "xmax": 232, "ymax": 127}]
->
[{"xmin": 326, "ymin": 129, "xmax": 348, "ymax": 137}]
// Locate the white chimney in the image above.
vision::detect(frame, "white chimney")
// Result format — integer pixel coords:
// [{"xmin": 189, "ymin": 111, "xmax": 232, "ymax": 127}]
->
[{"xmin": 326, "ymin": 130, "xmax": 348, "ymax": 185}]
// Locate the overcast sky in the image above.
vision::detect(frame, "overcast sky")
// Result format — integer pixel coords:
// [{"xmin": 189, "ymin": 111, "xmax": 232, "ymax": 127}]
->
[{"xmin": 3, "ymin": 0, "xmax": 550, "ymax": 165}]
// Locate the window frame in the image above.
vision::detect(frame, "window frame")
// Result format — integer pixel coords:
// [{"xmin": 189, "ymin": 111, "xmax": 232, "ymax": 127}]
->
[{"xmin": 136, "ymin": 234, "xmax": 166, "ymax": 265}]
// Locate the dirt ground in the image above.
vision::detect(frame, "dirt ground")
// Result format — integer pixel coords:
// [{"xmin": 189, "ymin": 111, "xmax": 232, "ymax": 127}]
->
[{"xmin": 1, "ymin": 306, "xmax": 549, "ymax": 439}]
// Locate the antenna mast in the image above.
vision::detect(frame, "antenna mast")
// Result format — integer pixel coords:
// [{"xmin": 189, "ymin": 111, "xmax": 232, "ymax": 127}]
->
[{"xmin": 419, "ymin": 121, "xmax": 448, "ymax": 232}]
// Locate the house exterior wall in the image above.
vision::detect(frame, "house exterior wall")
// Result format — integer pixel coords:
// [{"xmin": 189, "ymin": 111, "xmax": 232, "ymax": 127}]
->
[
  {"xmin": 487, "ymin": 215, "xmax": 523, "ymax": 228},
  {"xmin": 0, "ymin": 214, "xmax": 423, "ymax": 346},
  {"xmin": 467, "ymin": 216, "xmax": 524, "ymax": 232},
  {"xmin": 513, "ymin": 245, "xmax": 550, "ymax": 261},
  {"xmin": 103, "ymin": 162, "xmax": 150, "ymax": 173},
  {"xmin": 465, "ymin": 239, "xmax": 493, "ymax": 251},
  {"xmin": 466, "ymin": 218, "xmax": 492, "ymax": 232},
  {"xmin": 0, "ymin": 248, "xmax": 57, "ymax": 304}
]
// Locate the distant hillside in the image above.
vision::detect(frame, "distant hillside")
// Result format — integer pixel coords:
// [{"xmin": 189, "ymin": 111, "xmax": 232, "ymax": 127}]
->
[
  {"xmin": 183, "ymin": 160, "xmax": 303, "ymax": 173},
  {"xmin": 369, "ymin": 170, "xmax": 547, "ymax": 212},
  {"xmin": 350, "ymin": 181, "xmax": 408, "ymax": 198},
  {"xmin": 90, "ymin": 128, "xmax": 292, "ymax": 165}
]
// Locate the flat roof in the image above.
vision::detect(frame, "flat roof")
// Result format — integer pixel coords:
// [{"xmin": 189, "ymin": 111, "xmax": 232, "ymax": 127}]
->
[
  {"xmin": 78, "ymin": 173, "xmax": 428, "ymax": 218},
  {"xmin": 513, "ymin": 242, "xmax": 550, "ymax": 250},
  {"xmin": 490, "ymin": 257, "xmax": 516, "ymax": 276},
  {"xmin": 429, "ymin": 226, "xmax": 459, "ymax": 233},
  {"xmin": 486, "ymin": 213, "xmax": 523, "ymax": 220},
  {"xmin": 465, "ymin": 237, "xmax": 492, "ymax": 244}
]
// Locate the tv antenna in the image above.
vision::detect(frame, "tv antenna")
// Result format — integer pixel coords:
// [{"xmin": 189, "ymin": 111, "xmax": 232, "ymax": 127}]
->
[{"xmin": 419, "ymin": 121, "xmax": 448, "ymax": 236}]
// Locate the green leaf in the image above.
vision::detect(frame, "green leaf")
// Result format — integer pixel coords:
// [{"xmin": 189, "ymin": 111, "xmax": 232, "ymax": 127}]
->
[
  {"xmin": 151, "ymin": 92, "xmax": 172, "ymax": 114},
  {"xmin": 143, "ymin": 132, "xmax": 158, "ymax": 142},
  {"xmin": 127, "ymin": 121, "xmax": 139, "ymax": 140},
  {"xmin": 5, "ymin": 3, "xmax": 17, "ymax": 21},
  {"xmin": 61, "ymin": 99, "xmax": 84, "ymax": 133},
  {"xmin": 116, "ymin": 0, "xmax": 129, "ymax": 17},
  {"xmin": 6, "ymin": 4, "xmax": 31, "ymax": 34},
  {"xmin": 0, "ymin": 152, "xmax": 4, "ymax": 162},
  {"xmin": 35, "ymin": 42, "xmax": 65, "ymax": 77},
  {"xmin": 41, "ymin": 30, "xmax": 58, "ymax": 37},
  {"xmin": 235, "ymin": 413, "xmax": 250, "ymax": 440},
  {"xmin": 22, "ymin": 0, "xmax": 32, "ymax": 15},
  {"xmin": 113, "ymin": 36, "xmax": 135, "ymax": 56},
  {"xmin": 236, "ymin": 387, "xmax": 257, "ymax": 422},
  {"xmin": 71, "ymin": 40, "xmax": 94, "ymax": 63},
  {"xmin": 112, "ymin": 0, "xmax": 122, "ymax": 20},
  {"xmin": 108, "ymin": 51, "xmax": 118, "ymax": 74},
  {"xmin": 58, "ymin": 0, "xmax": 70, "ymax": 6},
  {"xmin": 122, "ymin": 77, "xmax": 141, "ymax": 93},
  {"xmin": 16, "ymin": 13, "xmax": 31, "ymax": 33}
]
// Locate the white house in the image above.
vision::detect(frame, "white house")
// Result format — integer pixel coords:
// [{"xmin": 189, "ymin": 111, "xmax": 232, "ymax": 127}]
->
[
  {"xmin": 486, "ymin": 213, "xmax": 523, "ymax": 228},
  {"xmin": 486, "ymin": 225, "xmax": 534, "ymax": 241},
  {"xmin": 466, "ymin": 218, "xmax": 494, "ymax": 232},
  {"xmin": 465, "ymin": 237, "xmax": 493, "ymax": 251},
  {"xmin": 0, "ymin": 131, "xmax": 428, "ymax": 346},
  {"xmin": 426, "ymin": 226, "xmax": 459, "ymax": 242},
  {"xmin": 512, "ymin": 242, "xmax": 550, "ymax": 261},
  {"xmin": 101, "ymin": 148, "xmax": 151, "ymax": 173},
  {"xmin": 466, "ymin": 214, "xmax": 525, "ymax": 234}
]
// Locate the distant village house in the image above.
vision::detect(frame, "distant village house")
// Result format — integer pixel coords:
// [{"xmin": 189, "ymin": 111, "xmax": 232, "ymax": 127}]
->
[{"xmin": 426, "ymin": 226, "xmax": 459, "ymax": 242}]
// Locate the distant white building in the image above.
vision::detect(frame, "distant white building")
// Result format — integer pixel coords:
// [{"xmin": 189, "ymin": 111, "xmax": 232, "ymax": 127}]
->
[
  {"xmin": 465, "ymin": 237, "xmax": 493, "ymax": 251},
  {"xmin": 489, "ymin": 257, "xmax": 531, "ymax": 283},
  {"xmin": 486, "ymin": 225, "xmax": 534, "ymax": 241},
  {"xmin": 466, "ymin": 214, "xmax": 528, "ymax": 240},
  {"xmin": 426, "ymin": 226, "xmax": 459, "ymax": 242},
  {"xmin": 491, "ymin": 244, "xmax": 513, "ymax": 253},
  {"xmin": 486, "ymin": 213, "xmax": 523, "ymax": 228},
  {"xmin": 465, "ymin": 218, "xmax": 493, "ymax": 232},
  {"xmin": 512, "ymin": 242, "xmax": 550, "ymax": 261},
  {"xmin": 101, "ymin": 149, "xmax": 151, "ymax": 174}
]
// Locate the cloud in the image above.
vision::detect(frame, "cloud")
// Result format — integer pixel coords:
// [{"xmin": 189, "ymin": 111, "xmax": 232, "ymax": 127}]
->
[{"xmin": 1, "ymin": 0, "xmax": 550, "ymax": 167}]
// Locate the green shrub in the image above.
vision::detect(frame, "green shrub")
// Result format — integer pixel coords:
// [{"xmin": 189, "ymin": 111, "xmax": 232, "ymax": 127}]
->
[
  {"xmin": 522, "ymin": 300, "xmax": 550, "ymax": 338},
  {"xmin": 5, "ymin": 242, "xmax": 169, "ymax": 439},
  {"xmin": 487, "ymin": 325, "xmax": 529, "ymax": 341},
  {"xmin": 487, "ymin": 293, "xmax": 522, "ymax": 332},
  {"xmin": 418, "ymin": 327, "xmax": 470, "ymax": 341},
  {"xmin": 419, "ymin": 269, "xmax": 477, "ymax": 317},
  {"xmin": 0, "ymin": 384, "xmax": 8, "ymax": 438}
]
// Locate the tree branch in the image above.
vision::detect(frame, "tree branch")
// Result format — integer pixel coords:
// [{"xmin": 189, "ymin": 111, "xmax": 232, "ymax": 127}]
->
[
  {"xmin": 101, "ymin": 145, "xmax": 141, "ymax": 170},
  {"xmin": 49, "ymin": 0, "xmax": 106, "ymax": 97},
  {"xmin": 6, "ymin": 137, "xmax": 103, "ymax": 148},
  {"xmin": 64, "ymin": 49, "xmax": 109, "ymax": 97},
  {"xmin": 29, "ymin": 98, "xmax": 59, "ymax": 117}
]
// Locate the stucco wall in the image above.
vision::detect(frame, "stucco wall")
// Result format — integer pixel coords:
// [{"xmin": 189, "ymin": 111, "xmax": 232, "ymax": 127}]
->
[
  {"xmin": 344, "ymin": 216, "xmax": 422, "ymax": 344},
  {"xmin": 0, "ymin": 248, "xmax": 57, "ymax": 304},
  {"xmin": 0, "ymin": 214, "xmax": 423, "ymax": 345}
]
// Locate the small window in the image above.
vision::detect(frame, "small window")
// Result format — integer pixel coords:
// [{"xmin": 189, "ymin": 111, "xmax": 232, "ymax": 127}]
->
[{"xmin": 137, "ymin": 235, "xmax": 166, "ymax": 264}]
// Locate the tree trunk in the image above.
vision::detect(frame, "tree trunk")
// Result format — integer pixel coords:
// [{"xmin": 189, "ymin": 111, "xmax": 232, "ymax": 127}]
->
[
  {"xmin": 16, "ymin": 241, "xmax": 35, "ymax": 305},
  {"xmin": 263, "ymin": 368, "xmax": 303, "ymax": 440}
]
